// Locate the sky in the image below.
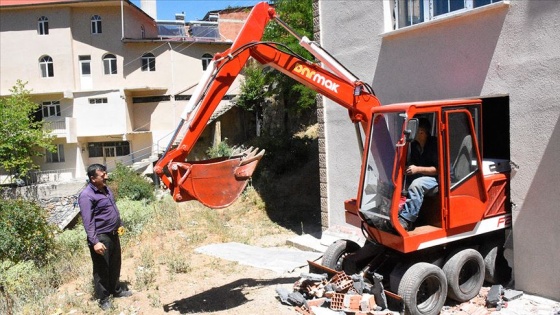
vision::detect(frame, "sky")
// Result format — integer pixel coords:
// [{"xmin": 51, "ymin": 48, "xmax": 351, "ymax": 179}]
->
[{"xmin": 130, "ymin": 0, "xmax": 265, "ymax": 22}]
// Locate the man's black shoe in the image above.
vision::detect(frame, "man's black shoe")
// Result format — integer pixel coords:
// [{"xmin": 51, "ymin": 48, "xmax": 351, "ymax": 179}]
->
[
  {"xmin": 99, "ymin": 298, "xmax": 112, "ymax": 311},
  {"xmin": 398, "ymin": 216, "xmax": 411, "ymax": 231},
  {"xmin": 114, "ymin": 289, "xmax": 133, "ymax": 298}
]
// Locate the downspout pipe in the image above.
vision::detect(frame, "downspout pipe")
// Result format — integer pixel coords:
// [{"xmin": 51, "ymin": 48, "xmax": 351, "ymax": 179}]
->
[{"xmin": 121, "ymin": 0, "xmax": 124, "ymax": 39}]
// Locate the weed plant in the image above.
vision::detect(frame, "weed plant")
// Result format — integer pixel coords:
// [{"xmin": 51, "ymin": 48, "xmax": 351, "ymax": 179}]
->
[{"xmin": 2, "ymin": 183, "xmax": 291, "ymax": 314}]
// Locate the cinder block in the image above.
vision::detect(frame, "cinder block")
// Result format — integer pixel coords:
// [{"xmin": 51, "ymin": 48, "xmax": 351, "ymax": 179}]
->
[
  {"xmin": 503, "ymin": 289, "xmax": 523, "ymax": 301},
  {"xmin": 486, "ymin": 284, "xmax": 503, "ymax": 306}
]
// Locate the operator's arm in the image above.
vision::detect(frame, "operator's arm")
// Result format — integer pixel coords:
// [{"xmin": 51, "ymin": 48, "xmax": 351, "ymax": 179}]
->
[{"xmin": 406, "ymin": 165, "xmax": 437, "ymax": 176}]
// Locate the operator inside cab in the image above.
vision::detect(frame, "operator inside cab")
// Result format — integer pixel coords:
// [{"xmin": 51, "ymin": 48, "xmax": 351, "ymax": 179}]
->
[{"xmin": 398, "ymin": 116, "xmax": 438, "ymax": 231}]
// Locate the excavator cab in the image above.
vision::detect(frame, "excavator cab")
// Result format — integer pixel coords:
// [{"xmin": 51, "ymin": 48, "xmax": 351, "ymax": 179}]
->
[{"xmin": 344, "ymin": 100, "xmax": 510, "ymax": 254}]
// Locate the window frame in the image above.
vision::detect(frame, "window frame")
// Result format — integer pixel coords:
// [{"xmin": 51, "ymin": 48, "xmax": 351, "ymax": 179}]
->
[
  {"xmin": 103, "ymin": 53, "xmax": 117, "ymax": 75},
  {"xmin": 42, "ymin": 100, "xmax": 61, "ymax": 117},
  {"xmin": 46, "ymin": 144, "xmax": 65, "ymax": 163},
  {"xmin": 38, "ymin": 16, "xmax": 49, "ymax": 35},
  {"xmin": 39, "ymin": 55, "xmax": 54, "ymax": 77},
  {"xmin": 202, "ymin": 53, "xmax": 213, "ymax": 71},
  {"xmin": 392, "ymin": 0, "xmax": 503, "ymax": 30},
  {"xmin": 91, "ymin": 15, "xmax": 102, "ymax": 34},
  {"xmin": 88, "ymin": 97, "xmax": 108, "ymax": 104},
  {"xmin": 79, "ymin": 55, "xmax": 91, "ymax": 76},
  {"xmin": 87, "ymin": 141, "xmax": 130, "ymax": 158},
  {"xmin": 141, "ymin": 52, "xmax": 156, "ymax": 71}
]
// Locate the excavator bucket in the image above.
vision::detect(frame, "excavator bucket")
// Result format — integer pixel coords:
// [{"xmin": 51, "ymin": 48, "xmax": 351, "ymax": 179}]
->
[{"xmin": 168, "ymin": 147, "xmax": 265, "ymax": 208}]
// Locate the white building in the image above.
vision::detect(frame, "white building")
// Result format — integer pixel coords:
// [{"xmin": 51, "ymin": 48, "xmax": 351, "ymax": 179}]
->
[
  {"xmin": 0, "ymin": 0, "xmax": 244, "ymax": 183},
  {"xmin": 317, "ymin": 0, "xmax": 560, "ymax": 301}
]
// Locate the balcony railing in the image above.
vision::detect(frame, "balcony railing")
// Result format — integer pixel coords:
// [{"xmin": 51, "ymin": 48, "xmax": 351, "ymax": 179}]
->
[
  {"xmin": 43, "ymin": 119, "xmax": 66, "ymax": 136},
  {"xmin": 27, "ymin": 168, "xmax": 75, "ymax": 184}
]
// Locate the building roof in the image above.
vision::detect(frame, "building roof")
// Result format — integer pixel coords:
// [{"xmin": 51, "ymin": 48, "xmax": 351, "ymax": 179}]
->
[
  {"xmin": 0, "ymin": 0, "xmax": 77, "ymax": 6},
  {"xmin": 0, "ymin": 0, "xmax": 154, "ymax": 23}
]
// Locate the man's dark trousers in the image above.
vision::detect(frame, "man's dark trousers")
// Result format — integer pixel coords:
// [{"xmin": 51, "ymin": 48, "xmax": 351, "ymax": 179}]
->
[{"xmin": 88, "ymin": 233, "xmax": 122, "ymax": 300}]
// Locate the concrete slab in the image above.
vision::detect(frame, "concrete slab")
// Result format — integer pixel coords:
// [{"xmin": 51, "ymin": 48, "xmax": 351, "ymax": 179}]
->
[
  {"xmin": 194, "ymin": 242, "xmax": 323, "ymax": 274},
  {"xmin": 497, "ymin": 292, "xmax": 560, "ymax": 315},
  {"xmin": 286, "ymin": 234, "xmax": 328, "ymax": 253}
]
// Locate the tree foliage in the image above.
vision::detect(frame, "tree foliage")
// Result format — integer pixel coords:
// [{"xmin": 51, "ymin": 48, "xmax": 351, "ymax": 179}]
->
[
  {"xmin": 236, "ymin": 0, "xmax": 316, "ymax": 117},
  {"xmin": 0, "ymin": 80, "xmax": 54, "ymax": 180}
]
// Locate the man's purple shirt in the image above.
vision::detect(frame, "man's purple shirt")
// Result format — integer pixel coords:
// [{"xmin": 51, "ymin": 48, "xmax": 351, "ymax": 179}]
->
[{"xmin": 78, "ymin": 183, "xmax": 122, "ymax": 245}]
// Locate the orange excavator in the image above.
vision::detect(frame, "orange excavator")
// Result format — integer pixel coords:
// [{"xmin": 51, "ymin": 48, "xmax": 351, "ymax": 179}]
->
[{"xmin": 154, "ymin": 2, "xmax": 512, "ymax": 314}]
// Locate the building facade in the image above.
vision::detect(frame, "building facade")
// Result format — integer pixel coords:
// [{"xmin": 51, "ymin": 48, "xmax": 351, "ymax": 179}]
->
[
  {"xmin": 0, "ymin": 0, "xmax": 246, "ymax": 183},
  {"xmin": 317, "ymin": 0, "xmax": 560, "ymax": 300}
]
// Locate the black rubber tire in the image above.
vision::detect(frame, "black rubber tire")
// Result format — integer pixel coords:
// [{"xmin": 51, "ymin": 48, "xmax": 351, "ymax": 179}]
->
[
  {"xmin": 398, "ymin": 262, "xmax": 447, "ymax": 315},
  {"xmin": 479, "ymin": 242, "xmax": 512, "ymax": 284},
  {"xmin": 321, "ymin": 240, "xmax": 360, "ymax": 271},
  {"xmin": 442, "ymin": 248, "xmax": 485, "ymax": 302}
]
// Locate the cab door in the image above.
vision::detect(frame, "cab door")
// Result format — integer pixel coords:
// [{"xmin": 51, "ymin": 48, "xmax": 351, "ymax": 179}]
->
[{"xmin": 444, "ymin": 109, "xmax": 488, "ymax": 229}]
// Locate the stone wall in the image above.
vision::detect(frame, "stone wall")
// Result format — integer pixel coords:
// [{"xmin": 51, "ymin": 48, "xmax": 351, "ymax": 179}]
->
[{"xmin": 1, "ymin": 180, "xmax": 87, "ymax": 229}]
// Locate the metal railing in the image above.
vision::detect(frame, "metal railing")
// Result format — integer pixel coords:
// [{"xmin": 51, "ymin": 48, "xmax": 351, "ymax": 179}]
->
[{"xmin": 27, "ymin": 168, "xmax": 75, "ymax": 184}]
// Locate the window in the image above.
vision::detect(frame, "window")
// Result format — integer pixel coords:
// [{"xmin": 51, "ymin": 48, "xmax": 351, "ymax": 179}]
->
[
  {"xmin": 202, "ymin": 53, "xmax": 213, "ymax": 70},
  {"xmin": 46, "ymin": 144, "xmax": 65, "ymax": 163},
  {"xmin": 141, "ymin": 25, "xmax": 145, "ymax": 39},
  {"xmin": 91, "ymin": 15, "xmax": 102, "ymax": 34},
  {"xmin": 42, "ymin": 101, "xmax": 60, "ymax": 117},
  {"xmin": 89, "ymin": 98, "xmax": 108, "ymax": 104},
  {"xmin": 393, "ymin": 0, "xmax": 502, "ymax": 29},
  {"xmin": 39, "ymin": 55, "xmax": 54, "ymax": 77},
  {"xmin": 38, "ymin": 16, "xmax": 49, "ymax": 35},
  {"xmin": 79, "ymin": 55, "xmax": 91, "ymax": 75},
  {"xmin": 448, "ymin": 111, "xmax": 478, "ymax": 187},
  {"xmin": 88, "ymin": 141, "xmax": 130, "ymax": 157},
  {"xmin": 103, "ymin": 54, "xmax": 117, "ymax": 75},
  {"xmin": 141, "ymin": 53, "xmax": 156, "ymax": 71}
]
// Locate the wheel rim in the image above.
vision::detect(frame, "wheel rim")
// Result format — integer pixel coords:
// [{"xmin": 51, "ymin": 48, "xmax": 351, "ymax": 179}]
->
[
  {"xmin": 458, "ymin": 258, "xmax": 481, "ymax": 294},
  {"xmin": 335, "ymin": 252, "xmax": 349, "ymax": 270},
  {"xmin": 417, "ymin": 275, "xmax": 444, "ymax": 312}
]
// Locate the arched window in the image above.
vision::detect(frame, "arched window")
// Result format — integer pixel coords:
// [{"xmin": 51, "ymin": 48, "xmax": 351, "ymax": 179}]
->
[
  {"xmin": 38, "ymin": 16, "xmax": 49, "ymax": 35},
  {"xmin": 141, "ymin": 25, "xmax": 145, "ymax": 39},
  {"xmin": 141, "ymin": 53, "xmax": 155, "ymax": 72},
  {"xmin": 39, "ymin": 55, "xmax": 54, "ymax": 77},
  {"xmin": 103, "ymin": 54, "xmax": 117, "ymax": 75},
  {"xmin": 202, "ymin": 53, "xmax": 213, "ymax": 70},
  {"xmin": 91, "ymin": 15, "xmax": 102, "ymax": 34}
]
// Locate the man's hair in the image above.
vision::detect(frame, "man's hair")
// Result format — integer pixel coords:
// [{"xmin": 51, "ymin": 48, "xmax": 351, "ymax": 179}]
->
[
  {"xmin": 87, "ymin": 164, "xmax": 106, "ymax": 179},
  {"xmin": 418, "ymin": 117, "xmax": 431, "ymax": 133}
]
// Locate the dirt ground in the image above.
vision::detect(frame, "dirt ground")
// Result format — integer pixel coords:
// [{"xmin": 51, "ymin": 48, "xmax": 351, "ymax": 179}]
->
[
  {"xmin": 54, "ymin": 143, "xmax": 559, "ymax": 315},
  {"xmin": 58, "ymin": 229, "xmax": 309, "ymax": 315},
  {"xmin": 119, "ymin": 232, "xmax": 306, "ymax": 315}
]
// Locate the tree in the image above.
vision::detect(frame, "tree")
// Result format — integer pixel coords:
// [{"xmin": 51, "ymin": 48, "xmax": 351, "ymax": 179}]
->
[
  {"xmin": 0, "ymin": 80, "xmax": 54, "ymax": 183},
  {"xmin": 236, "ymin": 0, "xmax": 316, "ymax": 135}
]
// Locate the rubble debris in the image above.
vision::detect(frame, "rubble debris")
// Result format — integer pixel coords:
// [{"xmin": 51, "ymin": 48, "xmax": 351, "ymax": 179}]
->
[
  {"xmin": 503, "ymin": 289, "xmax": 524, "ymax": 301},
  {"xmin": 486, "ymin": 284, "xmax": 504, "ymax": 307},
  {"xmin": 277, "ymin": 262, "xmax": 398, "ymax": 315}
]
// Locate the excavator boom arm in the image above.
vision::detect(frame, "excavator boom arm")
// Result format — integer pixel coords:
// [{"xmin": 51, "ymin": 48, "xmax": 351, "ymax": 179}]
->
[{"xmin": 154, "ymin": 1, "xmax": 380, "ymax": 207}]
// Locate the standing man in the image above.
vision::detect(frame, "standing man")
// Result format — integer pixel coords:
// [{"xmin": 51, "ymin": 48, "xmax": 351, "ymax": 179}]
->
[
  {"xmin": 79, "ymin": 164, "xmax": 132, "ymax": 310},
  {"xmin": 398, "ymin": 117, "xmax": 439, "ymax": 231}
]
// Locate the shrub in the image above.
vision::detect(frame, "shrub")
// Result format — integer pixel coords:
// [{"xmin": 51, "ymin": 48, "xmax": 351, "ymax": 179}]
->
[
  {"xmin": 0, "ymin": 199, "xmax": 56, "ymax": 265},
  {"xmin": 55, "ymin": 228, "xmax": 86, "ymax": 255},
  {"xmin": 206, "ymin": 138, "xmax": 234, "ymax": 158},
  {"xmin": 108, "ymin": 162, "xmax": 155, "ymax": 201},
  {"xmin": 117, "ymin": 199, "xmax": 154, "ymax": 241},
  {"xmin": 1, "ymin": 260, "xmax": 44, "ymax": 302}
]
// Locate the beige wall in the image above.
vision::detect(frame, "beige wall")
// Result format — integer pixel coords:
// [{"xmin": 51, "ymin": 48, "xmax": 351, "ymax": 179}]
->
[
  {"xmin": 0, "ymin": 6, "xmax": 74, "ymax": 94},
  {"xmin": 0, "ymin": 0, "xmax": 238, "ymax": 181},
  {"xmin": 319, "ymin": 0, "xmax": 560, "ymax": 301}
]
